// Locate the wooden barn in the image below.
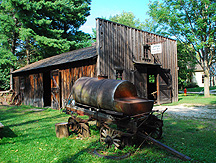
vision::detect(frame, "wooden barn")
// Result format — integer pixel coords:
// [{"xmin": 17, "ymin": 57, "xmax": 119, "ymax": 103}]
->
[{"xmin": 12, "ymin": 18, "xmax": 178, "ymax": 109}]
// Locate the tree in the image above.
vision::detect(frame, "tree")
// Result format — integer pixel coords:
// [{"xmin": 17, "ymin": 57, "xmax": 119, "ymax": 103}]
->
[
  {"xmin": 0, "ymin": 1, "xmax": 18, "ymax": 90},
  {"xmin": 0, "ymin": 0, "xmax": 91, "ymax": 90},
  {"xmin": 177, "ymin": 42, "xmax": 197, "ymax": 89},
  {"xmin": 109, "ymin": 11, "xmax": 144, "ymax": 30},
  {"xmin": 9, "ymin": 0, "xmax": 91, "ymax": 60},
  {"xmin": 0, "ymin": 48, "xmax": 16, "ymax": 90},
  {"xmin": 148, "ymin": 0, "xmax": 216, "ymax": 97}
]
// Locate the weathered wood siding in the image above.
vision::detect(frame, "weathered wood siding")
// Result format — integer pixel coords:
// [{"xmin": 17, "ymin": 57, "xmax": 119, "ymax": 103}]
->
[
  {"xmin": 60, "ymin": 63, "xmax": 97, "ymax": 108},
  {"xmin": 13, "ymin": 73, "xmax": 44, "ymax": 107},
  {"xmin": 13, "ymin": 77, "xmax": 20, "ymax": 93},
  {"xmin": 12, "ymin": 59, "xmax": 96, "ymax": 108},
  {"xmin": 24, "ymin": 73, "xmax": 43, "ymax": 107},
  {"xmin": 96, "ymin": 18, "xmax": 178, "ymax": 103}
]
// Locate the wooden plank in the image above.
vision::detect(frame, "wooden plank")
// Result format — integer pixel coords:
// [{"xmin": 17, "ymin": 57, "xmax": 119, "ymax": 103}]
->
[
  {"xmin": 122, "ymin": 25, "xmax": 126, "ymax": 80},
  {"xmin": 63, "ymin": 70, "xmax": 66, "ymax": 103},
  {"xmin": 96, "ymin": 19, "xmax": 101, "ymax": 76},
  {"xmin": 33, "ymin": 73, "xmax": 43, "ymax": 108},
  {"xmin": 104, "ymin": 21, "xmax": 108, "ymax": 77},
  {"xmin": 39, "ymin": 73, "xmax": 44, "ymax": 107},
  {"xmin": 24, "ymin": 76, "xmax": 28, "ymax": 106},
  {"xmin": 51, "ymin": 70, "xmax": 60, "ymax": 110},
  {"xmin": 110, "ymin": 22, "xmax": 115, "ymax": 79},
  {"xmin": 100, "ymin": 19, "xmax": 105, "ymax": 76},
  {"xmin": 132, "ymin": 29, "xmax": 136, "ymax": 61},
  {"xmin": 69, "ymin": 68, "xmax": 72, "ymax": 94},
  {"xmin": 107, "ymin": 21, "xmax": 111, "ymax": 78},
  {"xmin": 113, "ymin": 23, "xmax": 117, "ymax": 74}
]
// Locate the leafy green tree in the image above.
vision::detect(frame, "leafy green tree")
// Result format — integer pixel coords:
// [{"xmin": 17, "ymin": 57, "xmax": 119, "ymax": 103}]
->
[
  {"xmin": 177, "ymin": 42, "xmax": 197, "ymax": 89},
  {"xmin": 0, "ymin": 1, "xmax": 17, "ymax": 90},
  {"xmin": 0, "ymin": 48, "xmax": 16, "ymax": 90},
  {"xmin": 148, "ymin": 0, "xmax": 216, "ymax": 97},
  {"xmin": 0, "ymin": 0, "xmax": 91, "ymax": 90},
  {"xmin": 9, "ymin": 0, "xmax": 91, "ymax": 60},
  {"xmin": 109, "ymin": 11, "xmax": 144, "ymax": 30}
]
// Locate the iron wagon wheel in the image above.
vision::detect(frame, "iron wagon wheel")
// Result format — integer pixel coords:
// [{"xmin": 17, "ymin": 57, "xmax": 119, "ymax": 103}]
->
[
  {"xmin": 150, "ymin": 127, "xmax": 163, "ymax": 139},
  {"xmin": 79, "ymin": 123, "xmax": 90, "ymax": 138},
  {"xmin": 100, "ymin": 126, "xmax": 121, "ymax": 149},
  {"xmin": 68, "ymin": 117, "xmax": 79, "ymax": 133}
]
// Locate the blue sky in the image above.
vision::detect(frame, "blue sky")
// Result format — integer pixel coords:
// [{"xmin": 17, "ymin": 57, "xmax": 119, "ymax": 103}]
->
[{"xmin": 80, "ymin": 0, "xmax": 151, "ymax": 34}]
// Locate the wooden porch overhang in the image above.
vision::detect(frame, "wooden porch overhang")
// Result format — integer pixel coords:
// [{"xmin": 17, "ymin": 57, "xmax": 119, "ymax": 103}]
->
[{"xmin": 133, "ymin": 59, "xmax": 161, "ymax": 66}]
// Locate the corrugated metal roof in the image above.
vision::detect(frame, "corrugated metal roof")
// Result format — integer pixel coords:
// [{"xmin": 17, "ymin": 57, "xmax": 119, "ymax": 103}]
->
[{"xmin": 12, "ymin": 45, "xmax": 97, "ymax": 74}]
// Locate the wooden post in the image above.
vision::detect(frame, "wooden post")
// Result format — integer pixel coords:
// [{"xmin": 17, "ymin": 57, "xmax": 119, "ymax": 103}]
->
[{"xmin": 55, "ymin": 122, "xmax": 69, "ymax": 138}]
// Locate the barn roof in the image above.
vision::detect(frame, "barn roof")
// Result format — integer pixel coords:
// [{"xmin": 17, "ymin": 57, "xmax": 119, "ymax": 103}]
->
[{"xmin": 12, "ymin": 45, "xmax": 97, "ymax": 74}]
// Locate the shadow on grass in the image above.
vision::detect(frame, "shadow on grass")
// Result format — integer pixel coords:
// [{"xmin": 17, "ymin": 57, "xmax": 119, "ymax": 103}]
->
[
  {"xmin": 57, "ymin": 124, "xmax": 181, "ymax": 163},
  {"xmin": 210, "ymin": 101, "xmax": 216, "ymax": 104},
  {"xmin": 57, "ymin": 139, "xmax": 134, "ymax": 163},
  {"xmin": 0, "ymin": 106, "xmax": 31, "ymax": 121},
  {"xmin": 56, "ymin": 137, "xmax": 179, "ymax": 163},
  {"xmin": 210, "ymin": 96, "xmax": 216, "ymax": 104},
  {"xmin": 6, "ymin": 113, "xmax": 66, "ymax": 128},
  {"xmin": 0, "ymin": 126, "xmax": 17, "ymax": 139}
]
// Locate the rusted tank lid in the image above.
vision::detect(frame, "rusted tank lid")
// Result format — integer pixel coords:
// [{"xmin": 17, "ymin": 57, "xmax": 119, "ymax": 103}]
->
[{"xmin": 97, "ymin": 75, "xmax": 108, "ymax": 80}]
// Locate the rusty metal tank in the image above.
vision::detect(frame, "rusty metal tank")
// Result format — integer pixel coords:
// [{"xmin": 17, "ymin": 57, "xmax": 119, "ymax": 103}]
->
[{"xmin": 72, "ymin": 77, "xmax": 154, "ymax": 116}]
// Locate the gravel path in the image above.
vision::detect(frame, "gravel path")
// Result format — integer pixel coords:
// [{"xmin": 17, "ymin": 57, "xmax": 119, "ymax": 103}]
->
[{"xmin": 153, "ymin": 104, "xmax": 216, "ymax": 119}]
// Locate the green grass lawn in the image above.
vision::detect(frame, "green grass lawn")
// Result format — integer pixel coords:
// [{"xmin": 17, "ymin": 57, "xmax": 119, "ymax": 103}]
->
[
  {"xmin": 0, "ymin": 104, "xmax": 216, "ymax": 163},
  {"xmin": 165, "ymin": 94, "xmax": 216, "ymax": 106}
]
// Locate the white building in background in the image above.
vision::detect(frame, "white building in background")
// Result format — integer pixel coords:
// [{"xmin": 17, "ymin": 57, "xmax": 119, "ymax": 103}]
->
[{"xmin": 192, "ymin": 64, "xmax": 216, "ymax": 87}]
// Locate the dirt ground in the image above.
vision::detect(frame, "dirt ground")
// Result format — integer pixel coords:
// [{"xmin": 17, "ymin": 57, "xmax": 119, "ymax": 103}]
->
[{"xmin": 153, "ymin": 104, "xmax": 216, "ymax": 119}]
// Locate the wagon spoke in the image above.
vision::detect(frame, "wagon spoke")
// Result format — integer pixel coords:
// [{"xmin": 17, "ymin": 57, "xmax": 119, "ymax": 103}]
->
[
  {"xmin": 111, "ymin": 134, "xmax": 119, "ymax": 139},
  {"xmin": 100, "ymin": 126, "xmax": 122, "ymax": 149},
  {"xmin": 113, "ymin": 138, "xmax": 121, "ymax": 142},
  {"xmin": 113, "ymin": 142, "xmax": 120, "ymax": 148},
  {"xmin": 101, "ymin": 132, "xmax": 107, "ymax": 137}
]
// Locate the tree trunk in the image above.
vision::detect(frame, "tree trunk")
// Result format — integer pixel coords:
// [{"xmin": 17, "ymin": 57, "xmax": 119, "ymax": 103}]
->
[
  {"xmin": 26, "ymin": 39, "xmax": 30, "ymax": 65},
  {"xmin": 204, "ymin": 69, "xmax": 210, "ymax": 97},
  {"xmin": 11, "ymin": 16, "xmax": 18, "ymax": 55}
]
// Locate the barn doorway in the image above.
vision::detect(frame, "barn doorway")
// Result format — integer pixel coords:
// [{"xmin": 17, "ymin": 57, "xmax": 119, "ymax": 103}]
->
[
  {"xmin": 43, "ymin": 71, "xmax": 51, "ymax": 107},
  {"xmin": 147, "ymin": 67, "xmax": 158, "ymax": 101}
]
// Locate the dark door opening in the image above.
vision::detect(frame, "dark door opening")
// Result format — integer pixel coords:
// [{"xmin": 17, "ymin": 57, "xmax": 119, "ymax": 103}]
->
[
  {"xmin": 147, "ymin": 68, "xmax": 157, "ymax": 101},
  {"xmin": 43, "ymin": 71, "xmax": 51, "ymax": 107}
]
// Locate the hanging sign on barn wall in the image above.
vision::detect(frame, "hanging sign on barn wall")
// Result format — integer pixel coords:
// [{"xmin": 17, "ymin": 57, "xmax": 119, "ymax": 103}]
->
[{"xmin": 151, "ymin": 43, "xmax": 162, "ymax": 54}]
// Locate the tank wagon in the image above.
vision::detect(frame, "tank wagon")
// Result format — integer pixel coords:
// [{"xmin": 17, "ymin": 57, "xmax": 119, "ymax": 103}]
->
[{"xmin": 65, "ymin": 77, "xmax": 191, "ymax": 161}]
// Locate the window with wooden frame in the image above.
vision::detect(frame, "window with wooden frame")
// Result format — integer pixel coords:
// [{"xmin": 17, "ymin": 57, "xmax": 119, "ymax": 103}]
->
[{"xmin": 143, "ymin": 44, "xmax": 150, "ymax": 60}]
